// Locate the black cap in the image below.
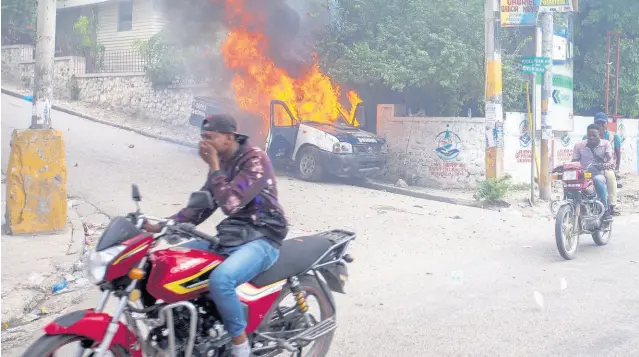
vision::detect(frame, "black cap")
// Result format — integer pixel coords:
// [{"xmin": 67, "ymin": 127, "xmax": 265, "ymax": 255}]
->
[{"xmin": 201, "ymin": 114, "xmax": 248, "ymax": 141}]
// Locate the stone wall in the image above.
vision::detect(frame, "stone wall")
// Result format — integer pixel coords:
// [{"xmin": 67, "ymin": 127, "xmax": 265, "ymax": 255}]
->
[
  {"xmin": 17, "ymin": 56, "xmax": 86, "ymax": 99},
  {"xmin": 74, "ymin": 74, "xmax": 221, "ymax": 125},
  {"xmin": 377, "ymin": 104, "xmax": 485, "ymax": 189},
  {"xmin": 1, "ymin": 45, "xmax": 34, "ymax": 82}
]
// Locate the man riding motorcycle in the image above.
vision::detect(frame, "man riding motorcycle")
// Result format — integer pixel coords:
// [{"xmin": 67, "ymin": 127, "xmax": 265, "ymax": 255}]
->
[
  {"xmin": 145, "ymin": 114, "xmax": 288, "ymax": 357},
  {"xmin": 582, "ymin": 113, "xmax": 621, "ymax": 215},
  {"xmin": 573, "ymin": 123, "xmax": 614, "ymax": 220}
]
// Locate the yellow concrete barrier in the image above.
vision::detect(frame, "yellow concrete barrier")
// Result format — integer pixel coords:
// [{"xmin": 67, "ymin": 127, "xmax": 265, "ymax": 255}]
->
[{"xmin": 6, "ymin": 129, "xmax": 67, "ymax": 234}]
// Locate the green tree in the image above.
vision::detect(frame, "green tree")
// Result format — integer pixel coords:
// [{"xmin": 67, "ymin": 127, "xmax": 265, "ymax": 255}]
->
[
  {"xmin": 317, "ymin": 0, "xmax": 532, "ymax": 117},
  {"xmin": 317, "ymin": 0, "xmax": 485, "ymax": 116},
  {"xmin": 1, "ymin": 0, "xmax": 37, "ymax": 45},
  {"xmin": 574, "ymin": 0, "xmax": 639, "ymax": 117}
]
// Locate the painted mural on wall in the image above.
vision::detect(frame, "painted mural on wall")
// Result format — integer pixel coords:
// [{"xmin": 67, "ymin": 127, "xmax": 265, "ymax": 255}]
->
[
  {"xmin": 515, "ymin": 119, "xmax": 532, "ymax": 163},
  {"xmin": 556, "ymin": 132, "xmax": 573, "ymax": 164},
  {"xmin": 431, "ymin": 125, "xmax": 467, "ymax": 179}
]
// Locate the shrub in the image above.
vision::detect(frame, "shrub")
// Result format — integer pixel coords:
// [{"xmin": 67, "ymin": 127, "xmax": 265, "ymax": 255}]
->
[
  {"xmin": 476, "ymin": 174, "xmax": 512, "ymax": 203},
  {"xmin": 136, "ymin": 30, "xmax": 221, "ymax": 86}
]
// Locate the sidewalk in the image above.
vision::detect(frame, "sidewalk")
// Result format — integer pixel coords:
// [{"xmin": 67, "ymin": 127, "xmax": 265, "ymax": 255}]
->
[{"xmin": 1, "ymin": 176, "xmax": 85, "ymax": 329}]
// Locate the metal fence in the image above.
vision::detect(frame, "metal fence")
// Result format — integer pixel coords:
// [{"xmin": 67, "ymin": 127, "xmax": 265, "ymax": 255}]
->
[{"xmin": 80, "ymin": 49, "xmax": 147, "ymax": 74}]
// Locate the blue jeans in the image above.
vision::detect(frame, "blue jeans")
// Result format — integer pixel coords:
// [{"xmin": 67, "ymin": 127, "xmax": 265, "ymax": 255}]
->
[
  {"xmin": 181, "ymin": 238, "xmax": 280, "ymax": 336},
  {"xmin": 592, "ymin": 174, "xmax": 608, "ymax": 209}
]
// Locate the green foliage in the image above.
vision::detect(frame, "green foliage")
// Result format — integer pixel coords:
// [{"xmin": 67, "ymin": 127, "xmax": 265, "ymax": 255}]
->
[
  {"xmin": 1, "ymin": 0, "xmax": 37, "ymax": 44},
  {"xmin": 72, "ymin": 15, "xmax": 104, "ymax": 56},
  {"xmin": 136, "ymin": 29, "xmax": 221, "ymax": 85},
  {"xmin": 317, "ymin": 0, "xmax": 485, "ymax": 116},
  {"xmin": 476, "ymin": 174, "xmax": 513, "ymax": 203},
  {"xmin": 317, "ymin": 0, "xmax": 639, "ymax": 117},
  {"xmin": 574, "ymin": 0, "xmax": 639, "ymax": 117}
]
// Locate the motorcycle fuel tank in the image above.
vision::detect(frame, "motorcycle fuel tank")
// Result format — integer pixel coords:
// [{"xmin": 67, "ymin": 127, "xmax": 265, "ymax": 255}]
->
[{"xmin": 146, "ymin": 246, "xmax": 224, "ymax": 303}]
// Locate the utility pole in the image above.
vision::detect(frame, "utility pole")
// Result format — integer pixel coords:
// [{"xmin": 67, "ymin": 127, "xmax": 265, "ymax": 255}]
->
[
  {"xmin": 5, "ymin": 0, "xmax": 66, "ymax": 235},
  {"xmin": 538, "ymin": 11, "xmax": 553, "ymax": 200},
  {"xmin": 31, "ymin": 0, "xmax": 57, "ymax": 129},
  {"xmin": 484, "ymin": 0, "xmax": 504, "ymax": 179}
]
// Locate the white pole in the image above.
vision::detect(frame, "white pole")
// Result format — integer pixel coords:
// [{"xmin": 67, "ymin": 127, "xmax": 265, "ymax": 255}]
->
[{"xmin": 31, "ymin": 0, "xmax": 57, "ymax": 129}]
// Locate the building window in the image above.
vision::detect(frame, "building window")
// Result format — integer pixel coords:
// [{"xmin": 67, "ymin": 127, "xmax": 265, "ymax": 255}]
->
[{"xmin": 118, "ymin": 0, "xmax": 133, "ymax": 32}]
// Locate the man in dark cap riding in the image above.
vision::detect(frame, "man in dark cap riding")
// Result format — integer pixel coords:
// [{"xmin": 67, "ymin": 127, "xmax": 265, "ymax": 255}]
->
[{"xmin": 145, "ymin": 114, "xmax": 288, "ymax": 357}]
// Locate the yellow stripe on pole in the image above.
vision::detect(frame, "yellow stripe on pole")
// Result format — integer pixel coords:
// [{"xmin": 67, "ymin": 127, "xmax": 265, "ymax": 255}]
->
[
  {"xmin": 6, "ymin": 129, "xmax": 67, "ymax": 234},
  {"xmin": 486, "ymin": 60, "xmax": 503, "ymax": 98}
]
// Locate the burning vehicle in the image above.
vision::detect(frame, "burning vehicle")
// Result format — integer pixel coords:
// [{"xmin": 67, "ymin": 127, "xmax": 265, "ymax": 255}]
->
[
  {"xmin": 190, "ymin": 96, "xmax": 388, "ymax": 181},
  {"xmin": 188, "ymin": 0, "xmax": 388, "ymax": 180}
]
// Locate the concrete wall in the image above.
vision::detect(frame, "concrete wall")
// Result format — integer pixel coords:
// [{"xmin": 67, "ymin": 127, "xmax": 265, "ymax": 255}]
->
[
  {"xmin": 378, "ymin": 104, "xmax": 639, "ymax": 188},
  {"xmin": 503, "ymin": 113, "xmax": 639, "ymax": 184},
  {"xmin": 3, "ymin": 44, "xmax": 226, "ymax": 126},
  {"xmin": 377, "ymin": 104, "xmax": 485, "ymax": 188},
  {"xmin": 1, "ymin": 45, "xmax": 35, "ymax": 82},
  {"xmin": 17, "ymin": 57, "xmax": 86, "ymax": 99}
]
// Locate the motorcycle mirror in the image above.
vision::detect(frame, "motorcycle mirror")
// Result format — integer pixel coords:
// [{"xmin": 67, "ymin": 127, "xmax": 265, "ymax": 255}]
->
[
  {"xmin": 132, "ymin": 184, "xmax": 142, "ymax": 202},
  {"xmin": 187, "ymin": 191, "xmax": 215, "ymax": 209}
]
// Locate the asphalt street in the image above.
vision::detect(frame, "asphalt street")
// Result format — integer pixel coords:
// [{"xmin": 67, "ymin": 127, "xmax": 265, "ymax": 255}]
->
[{"xmin": 2, "ymin": 94, "xmax": 639, "ymax": 356}]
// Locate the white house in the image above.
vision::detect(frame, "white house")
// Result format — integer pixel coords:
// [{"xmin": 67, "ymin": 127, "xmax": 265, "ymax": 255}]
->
[{"xmin": 58, "ymin": 0, "xmax": 167, "ymax": 52}]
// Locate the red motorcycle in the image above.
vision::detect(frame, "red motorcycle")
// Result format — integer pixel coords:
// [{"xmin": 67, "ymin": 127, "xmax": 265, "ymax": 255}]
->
[
  {"xmin": 551, "ymin": 162, "xmax": 613, "ymax": 260},
  {"xmin": 23, "ymin": 185, "xmax": 355, "ymax": 357}
]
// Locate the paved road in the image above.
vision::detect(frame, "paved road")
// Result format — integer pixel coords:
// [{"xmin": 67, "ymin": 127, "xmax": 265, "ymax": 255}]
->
[{"xmin": 3, "ymin": 94, "xmax": 639, "ymax": 356}]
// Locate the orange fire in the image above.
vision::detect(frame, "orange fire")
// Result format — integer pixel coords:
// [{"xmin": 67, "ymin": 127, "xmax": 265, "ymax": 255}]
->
[{"xmin": 219, "ymin": 0, "xmax": 361, "ymax": 133}]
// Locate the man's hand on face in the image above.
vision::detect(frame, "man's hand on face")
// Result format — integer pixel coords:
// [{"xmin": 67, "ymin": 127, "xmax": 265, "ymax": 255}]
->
[{"xmin": 199, "ymin": 139, "xmax": 220, "ymax": 170}]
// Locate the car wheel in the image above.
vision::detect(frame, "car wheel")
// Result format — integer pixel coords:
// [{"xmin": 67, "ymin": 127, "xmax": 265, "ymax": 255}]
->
[{"xmin": 297, "ymin": 147, "xmax": 324, "ymax": 181}]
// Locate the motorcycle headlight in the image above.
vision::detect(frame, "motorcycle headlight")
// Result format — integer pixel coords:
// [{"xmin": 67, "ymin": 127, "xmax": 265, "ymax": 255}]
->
[{"xmin": 86, "ymin": 245, "xmax": 126, "ymax": 284}]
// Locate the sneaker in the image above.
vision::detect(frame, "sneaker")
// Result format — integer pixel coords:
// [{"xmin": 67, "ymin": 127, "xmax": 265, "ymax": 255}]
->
[
  {"xmin": 610, "ymin": 205, "xmax": 621, "ymax": 216},
  {"xmin": 603, "ymin": 211, "xmax": 613, "ymax": 221}
]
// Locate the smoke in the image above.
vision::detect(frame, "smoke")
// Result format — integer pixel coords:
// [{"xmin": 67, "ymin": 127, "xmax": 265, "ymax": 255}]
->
[{"xmin": 217, "ymin": 0, "xmax": 329, "ymax": 78}]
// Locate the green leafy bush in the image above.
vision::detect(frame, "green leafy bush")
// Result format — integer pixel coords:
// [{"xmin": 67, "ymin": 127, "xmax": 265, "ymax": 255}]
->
[
  {"xmin": 476, "ymin": 174, "xmax": 512, "ymax": 203},
  {"xmin": 136, "ymin": 30, "xmax": 220, "ymax": 86}
]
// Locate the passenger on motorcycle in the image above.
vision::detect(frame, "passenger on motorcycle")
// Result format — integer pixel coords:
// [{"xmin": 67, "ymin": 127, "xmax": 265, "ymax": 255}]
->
[
  {"xmin": 144, "ymin": 114, "xmax": 288, "ymax": 357},
  {"xmin": 581, "ymin": 113, "xmax": 621, "ymax": 215},
  {"xmin": 573, "ymin": 123, "xmax": 614, "ymax": 219}
]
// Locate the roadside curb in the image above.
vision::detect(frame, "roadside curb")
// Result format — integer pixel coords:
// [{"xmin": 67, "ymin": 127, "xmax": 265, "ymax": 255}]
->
[
  {"xmin": 0, "ymin": 202, "xmax": 86, "ymax": 329},
  {"xmin": 2, "ymin": 86, "xmax": 478, "ymax": 208},
  {"xmin": 1, "ymin": 87, "xmax": 197, "ymax": 149},
  {"xmin": 356, "ymin": 181, "xmax": 482, "ymax": 208},
  {"xmin": 66, "ymin": 206, "xmax": 86, "ymax": 258}
]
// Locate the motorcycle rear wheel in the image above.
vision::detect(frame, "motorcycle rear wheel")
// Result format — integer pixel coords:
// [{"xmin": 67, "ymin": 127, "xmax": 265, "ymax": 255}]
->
[
  {"xmin": 21, "ymin": 334, "xmax": 129, "ymax": 357},
  {"xmin": 592, "ymin": 222, "xmax": 613, "ymax": 246},
  {"xmin": 258, "ymin": 275, "xmax": 336, "ymax": 357},
  {"xmin": 555, "ymin": 205, "xmax": 579, "ymax": 260}
]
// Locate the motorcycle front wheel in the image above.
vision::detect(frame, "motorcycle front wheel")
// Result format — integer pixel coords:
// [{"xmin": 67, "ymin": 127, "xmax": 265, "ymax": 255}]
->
[
  {"xmin": 21, "ymin": 334, "xmax": 129, "ymax": 357},
  {"xmin": 555, "ymin": 205, "xmax": 579, "ymax": 260}
]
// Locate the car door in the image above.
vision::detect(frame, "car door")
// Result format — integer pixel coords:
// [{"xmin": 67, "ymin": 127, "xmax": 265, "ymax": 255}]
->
[{"xmin": 266, "ymin": 100, "xmax": 300, "ymax": 161}]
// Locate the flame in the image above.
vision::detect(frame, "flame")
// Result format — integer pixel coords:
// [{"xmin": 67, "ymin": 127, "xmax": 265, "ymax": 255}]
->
[{"xmin": 219, "ymin": 0, "xmax": 361, "ymax": 136}]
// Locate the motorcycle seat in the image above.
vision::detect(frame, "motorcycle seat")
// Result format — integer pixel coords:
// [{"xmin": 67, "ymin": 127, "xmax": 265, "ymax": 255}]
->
[{"xmin": 250, "ymin": 235, "xmax": 332, "ymax": 288}]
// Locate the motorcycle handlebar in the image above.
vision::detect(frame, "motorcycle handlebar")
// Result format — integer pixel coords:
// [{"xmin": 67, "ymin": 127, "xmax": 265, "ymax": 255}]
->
[
  {"xmin": 176, "ymin": 223, "xmax": 220, "ymax": 245},
  {"xmin": 133, "ymin": 214, "xmax": 219, "ymax": 245}
]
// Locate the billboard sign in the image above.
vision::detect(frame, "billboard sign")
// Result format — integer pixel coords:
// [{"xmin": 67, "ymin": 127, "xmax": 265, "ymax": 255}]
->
[
  {"xmin": 539, "ymin": 0, "xmax": 574, "ymax": 12},
  {"xmin": 500, "ymin": 0, "xmax": 541, "ymax": 27}
]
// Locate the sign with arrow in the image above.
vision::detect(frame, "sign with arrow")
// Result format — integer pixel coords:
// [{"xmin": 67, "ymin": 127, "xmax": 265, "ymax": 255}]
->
[{"xmin": 552, "ymin": 89, "xmax": 561, "ymax": 104}]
